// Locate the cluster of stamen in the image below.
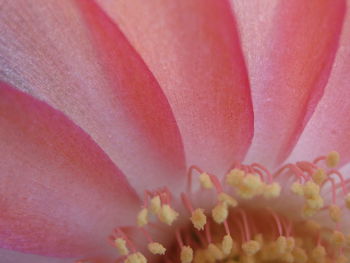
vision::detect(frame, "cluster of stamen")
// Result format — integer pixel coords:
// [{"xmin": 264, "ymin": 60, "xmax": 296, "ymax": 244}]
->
[{"xmin": 79, "ymin": 151, "xmax": 350, "ymax": 263}]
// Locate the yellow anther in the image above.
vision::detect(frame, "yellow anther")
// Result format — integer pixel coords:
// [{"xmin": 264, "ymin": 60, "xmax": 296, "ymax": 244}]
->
[
  {"xmin": 242, "ymin": 240, "xmax": 261, "ymax": 256},
  {"xmin": 326, "ymin": 151, "xmax": 340, "ymax": 168},
  {"xmin": 211, "ymin": 202, "xmax": 228, "ymax": 224},
  {"xmin": 303, "ymin": 181, "xmax": 320, "ymax": 199},
  {"xmin": 286, "ymin": 237, "xmax": 295, "ymax": 252},
  {"xmin": 292, "ymin": 247, "xmax": 308, "ymax": 263},
  {"xmin": 311, "ymin": 245, "xmax": 326, "ymax": 261},
  {"xmin": 263, "ymin": 183, "xmax": 281, "ymax": 199},
  {"xmin": 193, "ymin": 249, "xmax": 208, "ymax": 263},
  {"xmin": 312, "ymin": 168, "xmax": 327, "ymax": 185},
  {"xmin": 222, "ymin": 235, "xmax": 233, "ymax": 255},
  {"xmin": 237, "ymin": 174, "xmax": 263, "ymax": 199},
  {"xmin": 199, "ymin": 173, "xmax": 213, "ymax": 189},
  {"xmin": 115, "ymin": 238, "xmax": 129, "ymax": 256},
  {"xmin": 150, "ymin": 196, "xmax": 161, "ymax": 215},
  {"xmin": 302, "ymin": 204, "xmax": 317, "ymax": 217},
  {"xmin": 329, "ymin": 204, "xmax": 342, "ymax": 223},
  {"xmin": 291, "ymin": 182, "xmax": 304, "ymax": 196},
  {"xmin": 148, "ymin": 242, "xmax": 166, "ymax": 255},
  {"xmin": 124, "ymin": 252, "xmax": 147, "ymax": 263},
  {"xmin": 190, "ymin": 208, "xmax": 207, "ymax": 230},
  {"xmin": 345, "ymin": 193, "xmax": 350, "ymax": 209},
  {"xmin": 180, "ymin": 246, "xmax": 193, "ymax": 263},
  {"xmin": 276, "ymin": 236, "xmax": 287, "ymax": 254},
  {"xmin": 159, "ymin": 204, "xmax": 179, "ymax": 225},
  {"xmin": 218, "ymin": 192, "xmax": 238, "ymax": 207},
  {"xmin": 254, "ymin": 233, "xmax": 264, "ymax": 247},
  {"xmin": 331, "ymin": 231, "xmax": 346, "ymax": 247},
  {"xmin": 242, "ymin": 174, "xmax": 263, "ymax": 189},
  {"xmin": 137, "ymin": 208, "xmax": 148, "ymax": 227},
  {"xmin": 226, "ymin": 168, "xmax": 245, "ymax": 187},
  {"xmin": 207, "ymin": 243, "xmax": 224, "ymax": 260},
  {"xmin": 306, "ymin": 194, "xmax": 324, "ymax": 210}
]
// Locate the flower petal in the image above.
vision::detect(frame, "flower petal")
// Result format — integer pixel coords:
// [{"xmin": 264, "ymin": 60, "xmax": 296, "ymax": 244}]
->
[
  {"xmin": 0, "ymin": 0, "xmax": 185, "ymax": 192},
  {"xmin": 238, "ymin": 0, "xmax": 346, "ymax": 167},
  {"xmin": 0, "ymin": 82, "xmax": 139, "ymax": 257},
  {"xmin": 0, "ymin": 249, "xmax": 73, "ymax": 263},
  {"xmin": 95, "ymin": 0, "xmax": 254, "ymax": 174},
  {"xmin": 288, "ymin": 1, "xmax": 350, "ymax": 166}
]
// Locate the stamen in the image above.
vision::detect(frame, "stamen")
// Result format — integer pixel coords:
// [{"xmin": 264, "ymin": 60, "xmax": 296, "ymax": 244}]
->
[
  {"xmin": 205, "ymin": 221, "xmax": 212, "ymax": 244},
  {"xmin": 263, "ymin": 182, "xmax": 282, "ymax": 199},
  {"xmin": 180, "ymin": 246, "xmax": 193, "ymax": 263},
  {"xmin": 186, "ymin": 165, "xmax": 203, "ymax": 193},
  {"xmin": 114, "ymin": 228, "xmax": 136, "ymax": 253},
  {"xmin": 226, "ymin": 168, "xmax": 245, "ymax": 187},
  {"xmin": 115, "ymin": 238, "xmax": 129, "ymax": 256},
  {"xmin": 198, "ymin": 173, "xmax": 213, "ymax": 189},
  {"xmin": 251, "ymin": 163, "xmax": 273, "ymax": 183},
  {"xmin": 310, "ymin": 245, "xmax": 327, "ymax": 262},
  {"xmin": 222, "ymin": 235, "xmax": 233, "ymax": 255},
  {"xmin": 105, "ymin": 151, "xmax": 349, "ymax": 263},
  {"xmin": 268, "ymin": 208, "xmax": 283, "ymax": 236},
  {"xmin": 190, "ymin": 208, "xmax": 207, "ymax": 231},
  {"xmin": 211, "ymin": 202, "xmax": 228, "ymax": 224},
  {"xmin": 238, "ymin": 209, "xmax": 251, "ymax": 241},
  {"xmin": 150, "ymin": 196, "xmax": 161, "ymax": 215},
  {"xmin": 326, "ymin": 151, "xmax": 340, "ymax": 168},
  {"xmin": 207, "ymin": 243, "xmax": 224, "ymax": 260},
  {"xmin": 241, "ymin": 240, "xmax": 261, "ymax": 256},
  {"xmin": 218, "ymin": 192, "xmax": 238, "ymax": 207},
  {"xmin": 327, "ymin": 170, "xmax": 348, "ymax": 196},
  {"xmin": 312, "ymin": 168, "xmax": 327, "ymax": 185},
  {"xmin": 331, "ymin": 230, "xmax": 346, "ymax": 247},
  {"xmin": 159, "ymin": 204, "xmax": 179, "ymax": 225},
  {"xmin": 329, "ymin": 204, "xmax": 342, "ymax": 223},
  {"xmin": 147, "ymin": 242, "xmax": 166, "ymax": 255},
  {"xmin": 137, "ymin": 208, "xmax": 148, "ymax": 227},
  {"xmin": 124, "ymin": 252, "xmax": 147, "ymax": 263},
  {"xmin": 176, "ymin": 230, "xmax": 193, "ymax": 263},
  {"xmin": 140, "ymin": 228, "xmax": 166, "ymax": 255}
]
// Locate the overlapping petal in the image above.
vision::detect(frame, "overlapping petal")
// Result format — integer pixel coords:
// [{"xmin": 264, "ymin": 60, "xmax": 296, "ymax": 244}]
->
[
  {"xmin": 0, "ymin": 82, "xmax": 139, "ymax": 258},
  {"xmin": 0, "ymin": 0, "xmax": 185, "ymax": 192},
  {"xmin": 235, "ymin": 0, "xmax": 346, "ymax": 167},
  {"xmin": 288, "ymin": 0, "xmax": 350, "ymax": 166},
  {"xmin": 95, "ymin": 0, "xmax": 254, "ymax": 174}
]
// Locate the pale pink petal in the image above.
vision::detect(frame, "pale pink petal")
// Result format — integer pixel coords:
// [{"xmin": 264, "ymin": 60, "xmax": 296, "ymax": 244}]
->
[
  {"xmin": 0, "ymin": 249, "xmax": 73, "ymax": 263},
  {"xmin": 0, "ymin": 82, "xmax": 139, "ymax": 257},
  {"xmin": 95, "ymin": 0, "xmax": 254, "ymax": 174},
  {"xmin": 238, "ymin": 0, "xmax": 346, "ymax": 167},
  {"xmin": 231, "ymin": 0, "xmax": 278, "ymax": 63},
  {"xmin": 0, "ymin": 0, "xmax": 185, "ymax": 192},
  {"xmin": 288, "ymin": 1, "xmax": 350, "ymax": 166}
]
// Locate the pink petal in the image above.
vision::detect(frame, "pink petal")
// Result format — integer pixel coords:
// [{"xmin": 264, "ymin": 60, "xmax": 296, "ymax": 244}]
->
[
  {"xmin": 95, "ymin": 0, "xmax": 254, "ymax": 174},
  {"xmin": 288, "ymin": 1, "xmax": 350, "ymax": 166},
  {"xmin": 0, "ymin": 0, "xmax": 185, "ymax": 192},
  {"xmin": 0, "ymin": 249, "xmax": 73, "ymax": 263},
  {"xmin": 0, "ymin": 82, "xmax": 139, "ymax": 257},
  {"xmin": 238, "ymin": 0, "xmax": 346, "ymax": 167}
]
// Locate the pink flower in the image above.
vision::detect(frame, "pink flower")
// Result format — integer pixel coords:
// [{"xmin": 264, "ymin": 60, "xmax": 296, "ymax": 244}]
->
[{"xmin": 0, "ymin": 0, "xmax": 350, "ymax": 262}]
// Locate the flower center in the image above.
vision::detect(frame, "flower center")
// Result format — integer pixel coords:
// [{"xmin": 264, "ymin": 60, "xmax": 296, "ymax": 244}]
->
[{"xmin": 92, "ymin": 151, "xmax": 350, "ymax": 263}]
